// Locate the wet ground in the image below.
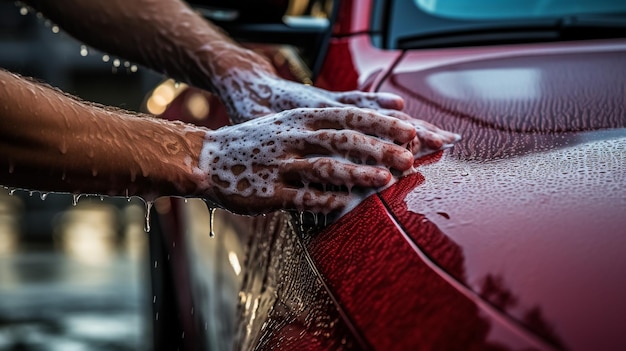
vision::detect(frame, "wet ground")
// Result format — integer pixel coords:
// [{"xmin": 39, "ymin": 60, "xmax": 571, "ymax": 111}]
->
[
  {"xmin": 0, "ymin": 251, "xmax": 151, "ymax": 351},
  {"xmin": 0, "ymin": 192, "xmax": 152, "ymax": 351}
]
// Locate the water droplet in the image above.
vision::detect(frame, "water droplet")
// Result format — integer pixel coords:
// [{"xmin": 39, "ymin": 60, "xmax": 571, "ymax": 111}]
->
[
  {"xmin": 51, "ymin": 25, "xmax": 59, "ymax": 33},
  {"xmin": 209, "ymin": 207, "xmax": 216, "ymax": 237},
  {"xmin": 102, "ymin": 54, "xmax": 110, "ymax": 62},
  {"xmin": 181, "ymin": 332, "xmax": 185, "ymax": 339},
  {"xmin": 436, "ymin": 211, "xmax": 450, "ymax": 219},
  {"xmin": 145, "ymin": 201, "xmax": 153, "ymax": 232},
  {"xmin": 154, "ymin": 260, "xmax": 158, "ymax": 268},
  {"xmin": 184, "ymin": 198, "xmax": 188, "ymax": 203},
  {"xmin": 40, "ymin": 192, "xmax": 48, "ymax": 200},
  {"xmin": 72, "ymin": 194, "xmax": 80, "ymax": 206},
  {"xmin": 130, "ymin": 65, "xmax": 138, "ymax": 73},
  {"xmin": 174, "ymin": 81, "xmax": 180, "ymax": 88},
  {"xmin": 190, "ymin": 308, "xmax": 194, "ymax": 315},
  {"xmin": 29, "ymin": 191, "xmax": 34, "ymax": 197},
  {"xmin": 79, "ymin": 45, "xmax": 88, "ymax": 57},
  {"xmin": 19, "ymin": 7, "xmax": 28, "ymax": 16},
  {"xmin": 153, "ymin": 295, "xmax": 156, "ymax": 303},
  {"xmin": 8, "ymin": 189, "xmax": 16, "ymax": 196},
  {"xmin": 123, "ymin": 61, "xmax": 130, "ymax": 68},
  {"xmin": 8, "ymin": 162, "xmax": 14, "ymax": 174},
  {"xmin": 112, "ymin": 58, "xmax": 121, "ymax": 67},
  {"xmin": 155, "ymin": 312, "xmax": 159, "ymax": 321}
]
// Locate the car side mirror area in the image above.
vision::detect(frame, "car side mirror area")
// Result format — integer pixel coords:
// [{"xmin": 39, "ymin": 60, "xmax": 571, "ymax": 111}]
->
[{"xmin": 186, "ymin": 0, "xmax": 338, "ymax": 78}]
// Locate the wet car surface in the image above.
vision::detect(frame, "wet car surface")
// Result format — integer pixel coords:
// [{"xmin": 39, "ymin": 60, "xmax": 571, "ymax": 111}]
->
[{"xmin": 152, "ymin": 0, "xmax": 626, "ymax": 350}]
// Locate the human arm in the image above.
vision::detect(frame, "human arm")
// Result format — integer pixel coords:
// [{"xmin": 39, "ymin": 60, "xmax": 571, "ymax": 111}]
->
[
  {"xmin": 0, "ymin": 70, "xmax": 418, "ymax": 214},
  {"xmin": 23, "ymin": 0, "xmax": 409, "ymax": 123}
]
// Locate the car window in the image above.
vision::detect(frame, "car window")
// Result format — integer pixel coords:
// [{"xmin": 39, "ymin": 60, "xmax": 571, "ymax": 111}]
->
[{"xmin": 414, "ymin": 0, "xmax": 626, "ymax": 20}]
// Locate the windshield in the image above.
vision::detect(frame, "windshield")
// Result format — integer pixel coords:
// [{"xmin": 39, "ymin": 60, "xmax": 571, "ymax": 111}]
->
[
  {"xmin": 414, "ymin": 0, "xmax": 626, "ymax": 20},
  {"xmin": 382, "ymin": 0, "xmax": 626, "ymax": 49}
]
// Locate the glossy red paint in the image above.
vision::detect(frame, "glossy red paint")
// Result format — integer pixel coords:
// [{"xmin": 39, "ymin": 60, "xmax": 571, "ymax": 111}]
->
[
  {"xmin": 375, "ymin": 41, "xmax": 626, "ymax": 350},
  {"xmin": 312, "ymin": 1, "xmax": 626, "ymax": 348},
  {"xmin": 316, "ymin": 35, "xmax": 401, "ymax": 92},
  {"xmin": 332, "ymin": 0, "xmax": 373, "ymax": 35},
  {"xmin": 308, "ymin": 189, "xmax": 551, "ymax": 350}
]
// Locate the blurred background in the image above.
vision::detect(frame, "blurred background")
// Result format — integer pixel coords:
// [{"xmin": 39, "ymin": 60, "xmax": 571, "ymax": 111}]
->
[
  {"xmin": 0, "ymin": 0, "xmax": 333, "ymax": 349},
  {"xmin": 0, "ymin": 1, "xmax": 163, "ymax": 349}
]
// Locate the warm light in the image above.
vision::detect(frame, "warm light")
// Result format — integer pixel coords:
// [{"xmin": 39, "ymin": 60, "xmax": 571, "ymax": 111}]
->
[
  {"xmin": 146, "ymin": 80, "xmax": 185, "ymax": 116},
  {"xmin": 228, "ymin": 251, "xmax": 241, "ymax": 276},
  {"xmin": 186, "ymin": 93, "xmax": 210, "ymax": 120},
  {"xmin": 0, "ymin": 194, "xmax": 21, "ymax": 254},
  {"xmin": 154, "ymin": 84, "xmax": 175, "ymax": 103},
  {"xmin": 56, "ymin": 204, "xmax": 117, "ymax": 265},
  {"xmin": 146, "ymin": 97, "xmax": 167, "ymax": 115}
]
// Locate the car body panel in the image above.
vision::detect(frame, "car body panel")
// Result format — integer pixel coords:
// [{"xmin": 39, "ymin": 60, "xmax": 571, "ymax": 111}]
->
[
  {"xmin": 375, "ymin": 41, "xmax": 626, "ymax": 350},
  {"xmin": 307, "ymin": 189, "xmax": 553, "ymax": 350}
]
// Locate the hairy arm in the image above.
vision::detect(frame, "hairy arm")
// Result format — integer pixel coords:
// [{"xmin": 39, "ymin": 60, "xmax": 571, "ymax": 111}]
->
[
  {"xmin": 0, "ymin": 69, "xmax": 206, "ymax": 200},
  {"xmin": 1, "ymin": 70, "xmax": 420, "ymax": 214},
  {"xmin": 23, "ymin": 0, "xmax": 408, "ymax": 123},
  {"xmin": 24, "ymin": 0, "xmax": 260, "ymax": 96}
]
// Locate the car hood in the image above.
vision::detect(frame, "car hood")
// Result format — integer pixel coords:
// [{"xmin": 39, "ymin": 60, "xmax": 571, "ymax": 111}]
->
[{"xmin": 378, "ymin": 40, "xmax": 626, "ymax": 350}]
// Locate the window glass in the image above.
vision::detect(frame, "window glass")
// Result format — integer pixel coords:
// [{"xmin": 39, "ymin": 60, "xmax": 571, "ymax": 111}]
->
[{"xmin": 415, "ymin": 0, "xmax": 626, "ymax": 20}]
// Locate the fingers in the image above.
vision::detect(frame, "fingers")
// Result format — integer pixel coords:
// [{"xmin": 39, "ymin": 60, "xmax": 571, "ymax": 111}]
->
[
  {"xmin": 281, "ymin": 158, "xmax": 392, "ymax": 188},
  {"xmin": 378, "ymin": 109, "xmax": 461, "ymax": 151},
  {"xmin": 337, "ymin": 91, "xmax": 405, "ymax": 111},
  {"xmin": 303, "ymin": 130, "xmax": 414, "ymax": 171},
  {"xmin": 300, "ymin": 107, "xmax": 417, "ymax": 145}
]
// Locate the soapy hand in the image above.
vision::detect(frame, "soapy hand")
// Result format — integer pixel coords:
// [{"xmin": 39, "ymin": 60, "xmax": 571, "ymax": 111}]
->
[
  {"xmin": 214, "ymin": 67, "xmax": 406, "ymax": 124},
  {"xmin": 213, "ymin": 66, "xmax": 460, "ymax": 159},
  {"xmin": 196, "ymin": 107, "xmax": 417, "ymax": 215},
  {"xmin": 379, "ymin": 109, "xmax": 461, "ymax": 158}
]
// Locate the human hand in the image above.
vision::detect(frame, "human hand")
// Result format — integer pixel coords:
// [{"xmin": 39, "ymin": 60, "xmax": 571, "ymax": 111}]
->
[
  {"xmin": 195, "ymin": 107, "xmax": 418, "ymax": 215},
  {"xmin": 212, "ymin": 66, "xmax": 460, "ymax": 158},
  {"xmin": 379, "ymin": 109, "xmax": 461, "ymax": 158},
  {"xmin": 214, "ymin": 68, "xmax": 406, "ymax": 124}
]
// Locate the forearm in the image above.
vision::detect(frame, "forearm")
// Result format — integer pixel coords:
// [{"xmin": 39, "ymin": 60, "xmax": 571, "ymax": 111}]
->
[
  {"xmin": 24, "ymin": 0, "xmax": 275, "ymax": 99},
  {"xmin": 0, "ymin": 69, "xmax": 207, "ymax": 199}
]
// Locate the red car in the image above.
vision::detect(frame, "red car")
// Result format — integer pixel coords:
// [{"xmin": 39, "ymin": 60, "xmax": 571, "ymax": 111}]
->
[{"xmin": 148, "ymin": 1, "xmax": 626, "ymax": 350}]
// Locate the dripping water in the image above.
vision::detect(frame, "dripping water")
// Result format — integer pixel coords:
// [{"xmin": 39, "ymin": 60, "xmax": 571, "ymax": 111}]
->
[
  {"xmin": 209, "ymin": 207, "xmax": 216, "ymax": 237},
  {"xmin": 72, "ymin": 194, "xmax": 81, "ymax": 206},
  {"xmin": 145, "ymin": 201, "xmax": 153, "ymax": 232}
]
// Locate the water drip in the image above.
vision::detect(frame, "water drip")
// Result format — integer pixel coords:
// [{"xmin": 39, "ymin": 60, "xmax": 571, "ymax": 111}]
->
[
  {"xmin": 209, "ymin": 207, "xmax": 216, "ymax": 237},
  {"xmin": 72, "ymin": 194, "xmax": 81, "ymax": 206},
  {"xmin": 145, "ymin": 201, "xmax": 153, "ymax": 232},
  {"xmin": 40, "ymin": 192, "xmax": 48, "ymax": 201}
]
